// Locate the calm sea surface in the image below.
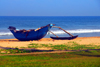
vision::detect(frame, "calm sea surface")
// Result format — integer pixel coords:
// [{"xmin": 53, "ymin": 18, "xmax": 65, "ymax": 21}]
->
[{"xmin": 0, "ymin": 16, "xmax": 100, "ymax": 39}]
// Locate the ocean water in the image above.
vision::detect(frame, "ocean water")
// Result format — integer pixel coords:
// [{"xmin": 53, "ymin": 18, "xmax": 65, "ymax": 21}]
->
[{"xmin": 0, "ymin": 16, "xmax": 100, "ymax": 39}]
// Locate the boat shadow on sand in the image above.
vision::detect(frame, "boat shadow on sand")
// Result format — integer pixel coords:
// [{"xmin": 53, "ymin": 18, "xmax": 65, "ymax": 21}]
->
[
  {"xmin": 0, "ymin": 46, "xmax": 54, "ymax": 52},
  {"xmin": 0, "ymin": 46, "xmax": 100, "ymax": 57}
]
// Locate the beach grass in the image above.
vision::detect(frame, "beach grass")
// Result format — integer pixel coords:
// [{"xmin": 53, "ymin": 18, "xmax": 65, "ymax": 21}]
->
[
  {"xmin": 0, "ymin": 50, "xmax": 100, "ymax": 67},
  {"xmin": 28, "ymin": 44, "xmax": 39, "ymax": 48},
  {"xmin": 0, "ymin": 48, "xmax": 31, "ymax": 54},
  {"xmin": 0, "ymin": 41, "xmax": 100, "ymax": 54},
  {"xmin": 27, "ymin": 41, "xmax": 100, "ymax": 50}
]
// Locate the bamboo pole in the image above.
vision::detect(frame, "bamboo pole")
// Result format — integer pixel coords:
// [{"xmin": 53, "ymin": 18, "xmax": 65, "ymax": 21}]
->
[
  {"xmin": 49, "ymin": 31, "xmax": 58, "ymax": 37},
  {"xmin": 52, "ymin": 26, "xmax": 74, "ymax": 37}
]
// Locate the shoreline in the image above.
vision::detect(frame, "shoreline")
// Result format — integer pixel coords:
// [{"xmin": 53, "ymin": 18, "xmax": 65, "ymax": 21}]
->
[{"xmin": 0, "ymin": 36, "xmax": 100, "ymax": 49}]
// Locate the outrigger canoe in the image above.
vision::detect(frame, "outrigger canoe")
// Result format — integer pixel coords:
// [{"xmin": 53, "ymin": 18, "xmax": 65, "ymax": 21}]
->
[
  {"xmin": 50, "ymin": 26, "xmax": 78, "ymax": 40},
  {"xmin": 8, "ymin": 24, "xmax": 54, "ymax": 41},
  {"xmin": 50, "ymin": 35, "xmax": 78, "ymax": 40}
]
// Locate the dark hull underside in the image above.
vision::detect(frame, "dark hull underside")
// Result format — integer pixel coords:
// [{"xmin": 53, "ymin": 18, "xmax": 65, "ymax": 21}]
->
[{"xmin": 50, "ymin": 35, "xmax": 78, "ymax": 40}]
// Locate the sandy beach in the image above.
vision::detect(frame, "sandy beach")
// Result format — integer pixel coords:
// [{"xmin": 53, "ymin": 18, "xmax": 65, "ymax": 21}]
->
[{"xmin": 0, "ymin": 37, "xmax": 100, "ymax": 49}]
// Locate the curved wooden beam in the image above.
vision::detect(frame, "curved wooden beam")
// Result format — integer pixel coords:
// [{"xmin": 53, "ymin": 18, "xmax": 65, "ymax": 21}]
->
[
  {"xmin": 52, "ymin": 26, "xmax": 74, "ymax": 37},
  {"xmin": 49, "ymin": 31, "xmax": 58, "ymax": 37}
]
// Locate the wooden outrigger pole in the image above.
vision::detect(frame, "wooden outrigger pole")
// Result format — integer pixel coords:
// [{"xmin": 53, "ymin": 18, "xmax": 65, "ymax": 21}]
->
[
  {"xmin": 52, "ymin": 26, "xmax": 74, "ymax": 37},
  {"xmin": 50, "ymin": 26, "xmax": 78, "ymax": 40},
  {"xmin": 49, "ymin": 31, "xmax": 58, "ymax": 37}
]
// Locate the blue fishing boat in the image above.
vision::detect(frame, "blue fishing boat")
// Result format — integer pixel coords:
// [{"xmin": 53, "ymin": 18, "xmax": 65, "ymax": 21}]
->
[{"xmin": 8, "ymin": 24, "xmax": 54, "ymax": 41}]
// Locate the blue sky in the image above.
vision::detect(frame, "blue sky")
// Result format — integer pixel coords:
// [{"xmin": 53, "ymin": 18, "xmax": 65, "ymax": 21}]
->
[{"xmin": 0, "ymin": 0, "xmax": 100, "ymax": 16}]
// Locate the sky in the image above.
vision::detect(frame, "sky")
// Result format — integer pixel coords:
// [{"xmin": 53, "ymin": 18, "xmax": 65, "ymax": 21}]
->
[{"xmin": 0, "ymin": 0, "xmax": 100, "ymax": 16}]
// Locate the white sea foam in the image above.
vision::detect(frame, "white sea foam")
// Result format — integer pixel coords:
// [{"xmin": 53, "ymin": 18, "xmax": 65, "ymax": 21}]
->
[
  {"xmin": 48, "ymin": 29, "xmax": 100, "ymax": 34},
  {"xmin": 68, "ymin": 29, "xmax": 100, "ymax": 33},
  {"xmin": 0, "ymin": 32, "xmax": 13, "ymax": 36},
  {"xmin": 0, "ymin": 29, "xmax": 100, "ymax": 36}
]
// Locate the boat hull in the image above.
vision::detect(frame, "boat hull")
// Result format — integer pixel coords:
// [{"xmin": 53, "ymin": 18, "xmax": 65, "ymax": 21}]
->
[
  {"xmin": 50, "ymin": 35, "xmax": 78, "ymax": 40},
  {"xmin": 9, "ymin": 24, "xmax": 53, "ymax": 41}
]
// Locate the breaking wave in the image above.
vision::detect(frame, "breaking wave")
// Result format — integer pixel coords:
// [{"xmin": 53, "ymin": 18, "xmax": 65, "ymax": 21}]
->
[
  {"xmin": 48, "ymin": 29, "xmax": 100, "ymax": 34},
  {"xmin": 0, "ymin": 29, "xmax": 100, "ymax": 36},
  {"xmin": 0, "ymin": 32, "xmax": 13, "ymax": 36}
]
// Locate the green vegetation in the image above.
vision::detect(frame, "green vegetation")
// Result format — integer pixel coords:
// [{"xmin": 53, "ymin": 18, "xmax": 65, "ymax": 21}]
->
[
  {"xmin": 27, "ymin": 41, "xmax": 100, "ymax": 50},
  {"xmin": 28, "ymin": 43, "xmax": 39, "ymax": 48},
  {"xmin": 0, "ymin": 41, "xmax": 100, "ymax": 54},
  {"xmin": 0, "ymin": 48, "xmax": 31, "ymax": 54},
  {"xmin": 0, "ymin": 42, "xmax": 100, "ymax": 67},
  {"xmin": 0, "ymin": 50, "xmax": 100, "ymax": 67},
  {"xmin": 28, "ymin": 43, "xmax": 50, "ymax": 48}
]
